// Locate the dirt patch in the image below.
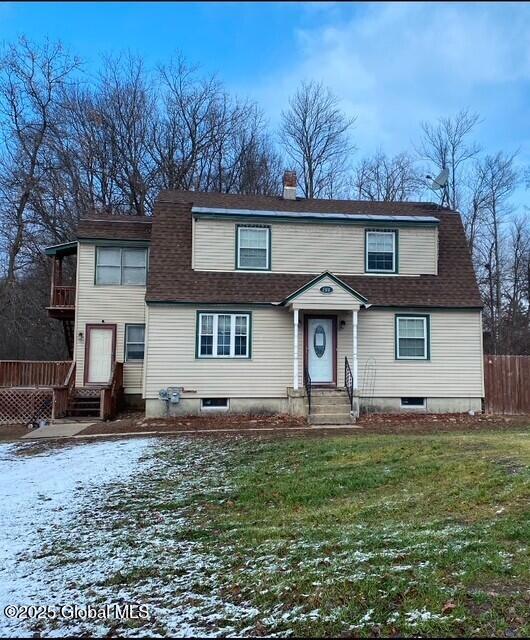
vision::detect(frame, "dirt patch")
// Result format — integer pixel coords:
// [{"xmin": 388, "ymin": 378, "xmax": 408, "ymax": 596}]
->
[
  {"xmin": 77, "ymin": 411, "xmax": 530, "ymax": 438},
  {"xmin": 492, "ymin": 458, "xmax": 527, "ymax": 476},
  {"xmin": 357, "ymin": 412, "xmax": 530, "ymax": 435},
  {"xmin": 0, "ymin": 423, "xmax": 32, "ymax": 441},
  {"xmin": 79, "ymin": 412, "xmax": 309, "ymax": 435}
]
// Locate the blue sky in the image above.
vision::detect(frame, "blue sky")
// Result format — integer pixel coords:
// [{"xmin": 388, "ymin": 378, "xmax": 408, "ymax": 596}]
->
[{"xmin": 1, "ymin": 1, "xmax": 530, "ymax": 206}]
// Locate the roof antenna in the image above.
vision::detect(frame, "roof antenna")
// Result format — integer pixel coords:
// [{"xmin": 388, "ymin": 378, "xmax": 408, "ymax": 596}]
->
[{"xmin": 425, "ymin": 168, "xmax": 449, "ymax": 209}]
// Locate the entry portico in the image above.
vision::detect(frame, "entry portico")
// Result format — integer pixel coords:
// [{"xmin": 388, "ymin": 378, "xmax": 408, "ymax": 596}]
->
[{"xmin": 281, "ymin": 272, "xmax": 369, "ymax": 396}]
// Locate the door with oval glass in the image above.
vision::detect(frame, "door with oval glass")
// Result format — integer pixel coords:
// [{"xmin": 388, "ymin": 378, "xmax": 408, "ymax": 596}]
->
[{"xmin": 306, "ymin": 317, "xmax": 335, "ymax": 383}]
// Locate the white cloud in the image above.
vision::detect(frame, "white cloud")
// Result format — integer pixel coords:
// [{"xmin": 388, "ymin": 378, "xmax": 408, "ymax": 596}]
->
[{"xmin": 247, "ymin": 2, "xmax": 530, "ymax": 161}]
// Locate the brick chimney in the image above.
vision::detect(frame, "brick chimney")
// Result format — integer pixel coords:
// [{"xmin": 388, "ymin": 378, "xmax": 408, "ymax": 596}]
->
[{"xmin": 282, "ymin": 170, "xmax": 297, "ymax": 200}]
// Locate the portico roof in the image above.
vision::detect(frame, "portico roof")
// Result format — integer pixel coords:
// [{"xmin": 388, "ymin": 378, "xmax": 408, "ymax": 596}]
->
[{"xmin": 280, "ymin": 271, "xmax": 369, "ymax": 306}]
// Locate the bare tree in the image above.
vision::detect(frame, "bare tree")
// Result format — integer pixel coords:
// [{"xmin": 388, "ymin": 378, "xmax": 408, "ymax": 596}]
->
[
  {"xmin": 463, "ymin": 161, "xmax": 490, "ymax": 260},
  {"xmin": 352, "ymin": 151, "xmax": 420, "ymax": 201},
  {"xmin": 418, "ymin": 109, "xmax": 481, "ymax": 210},
  {"xmin": 153, "ymin": 55, "xmax": 281, "ymax": 195},
  {"xmin": 280, "ymin": 81, "xmax": 356, "ymax": 198},
  {"xmin": 474, "ymin": 152, "xmax": 519, "ymax": 352},
  {"xmin": 153, "ymin": 55, "xmax": 226, "ymax": 191},
  {"xmin": 502, "ymin": 215, "xmax": 530, "ymax": 353},
  {"xmin": 0, "ymin": 37, "xmax": 80, "ymax": 285},
  {"xmin": 96, "ymin": 54, "xmax": 156, "ymax": 215}
]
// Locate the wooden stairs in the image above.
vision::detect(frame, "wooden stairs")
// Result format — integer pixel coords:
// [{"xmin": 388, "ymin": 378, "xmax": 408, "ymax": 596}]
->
[{"xmin": 66, "ymin": 391, "xmax": 102, "ymax": 419}]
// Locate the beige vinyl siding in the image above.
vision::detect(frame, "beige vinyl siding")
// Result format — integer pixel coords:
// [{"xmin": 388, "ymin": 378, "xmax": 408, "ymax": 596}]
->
[
  {"xmin": 145, "ymin": 305, "xmax": 483, "ymax": 400},
  {"xmin": 75, "ymin": 243, "xmax": 146, "ymax": 393},
  {"xmin": 145, "ymin": 305, "xmax": 294, "ymax": 398},
  {"xmin": 290, "ymin": 276, "xmax": 363, "ymax": 310},
  {"xmin": 357, "ymin": 308, "xmax": 484, "ymax": 397},
  {"xmin": 194, "ymin": 218, "xmax": 438, "ymax": 276},
  {"xmin": 399, "ymin": 227, "xmax": 438, "ymax": 275}
]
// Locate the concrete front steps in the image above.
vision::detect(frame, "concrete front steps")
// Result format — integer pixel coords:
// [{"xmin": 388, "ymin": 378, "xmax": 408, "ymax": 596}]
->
[{"xmin": 308, "ymin": 387, "xmax": 354, "ymax": 425}]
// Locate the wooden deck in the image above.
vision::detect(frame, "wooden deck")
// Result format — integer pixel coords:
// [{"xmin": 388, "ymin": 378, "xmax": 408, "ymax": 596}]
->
[{"xmin": 0, "ymin": 360, "xmax": 123, "ymax": 424}]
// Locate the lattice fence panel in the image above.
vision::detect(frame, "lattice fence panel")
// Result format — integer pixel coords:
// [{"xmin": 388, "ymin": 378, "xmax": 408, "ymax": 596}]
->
[
  {"xmin": 75, "ymin": 388, "xmax": 101, "ymax": 398},
  {"xmin": 0, "ymin": 389, "xmax": 53, "ymax": 425}
]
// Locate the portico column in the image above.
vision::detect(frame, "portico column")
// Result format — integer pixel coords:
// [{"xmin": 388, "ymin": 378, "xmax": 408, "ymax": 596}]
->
[
  {"xmin": 293, "ymin": 308, "xmax": 299, "ymax": 390},
  {"xmin": 352, "ymin": 309, "xmax": 358, "ymax": 391}
]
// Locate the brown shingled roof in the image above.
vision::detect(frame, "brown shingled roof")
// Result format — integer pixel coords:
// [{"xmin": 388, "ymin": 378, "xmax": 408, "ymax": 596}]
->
[
  {"xmin": 159, "ymin": 190, "xmax": 449, "ymax": 216},
  {"xmin": 146, "ymin": 191, "xmax": 482, "ymax": 308},
  {"xmin": 77, "ymin": 214, "xmax": 151, "ymax": 242}
]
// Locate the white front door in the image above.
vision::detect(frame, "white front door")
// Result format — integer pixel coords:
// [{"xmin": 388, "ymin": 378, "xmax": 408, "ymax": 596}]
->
[
  {"xmin": 87, "ymin": 326, "xmax": 114, "ymax": 384},
  {"xmin": 307, "ymin": 318, "xmax": 334, "ymax": 383}
]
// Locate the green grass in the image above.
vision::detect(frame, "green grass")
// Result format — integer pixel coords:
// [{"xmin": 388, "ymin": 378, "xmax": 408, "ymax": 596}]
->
[
  {"xmin": 191, "ymin": 431, "xmax": 530, "ymax": 636},
  {"xmin": 31, "ymin": 430, "xmax": 530, "ymax": 637}
]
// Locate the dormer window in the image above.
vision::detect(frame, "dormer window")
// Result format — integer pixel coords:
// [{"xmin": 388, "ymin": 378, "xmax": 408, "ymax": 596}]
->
[
  {"xmin": 365, "ymin": 230, "xmax": 398, "ymax": 273},
  {"xmin": 236, "ymin": 225, "xmax": 271, "ymax": 271}
]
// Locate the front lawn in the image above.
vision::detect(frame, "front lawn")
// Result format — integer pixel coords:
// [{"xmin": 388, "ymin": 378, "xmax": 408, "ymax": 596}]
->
[
  {"xmin": 207, "ymin": 432, "xmax": 530, "ymax": 636},
  {"xmin": 2, "ymin": 429, "xmax": 529, "ymax": 637}
]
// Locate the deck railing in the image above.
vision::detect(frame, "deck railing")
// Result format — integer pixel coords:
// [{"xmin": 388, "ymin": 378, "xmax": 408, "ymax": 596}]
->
[
  {"xmin": 0, "ymin": 360, "xmax": 74, "ymax": 424},
  {"xmin": 0, "ymin": 361, "xmax": 72, "ymax": 388},
  {"xmin": 52, "ymin": 361, "xmax": 76, "ymax": 420},
  {"xmin": 100, "ymin": 361, "xmax": 123, "ymax": 420},
  {"xmin": 51, "ymin": 285, "xmax": 76, "ymax": 308}
]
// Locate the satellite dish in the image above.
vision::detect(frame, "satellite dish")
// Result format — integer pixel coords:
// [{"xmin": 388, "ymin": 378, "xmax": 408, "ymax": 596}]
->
[
  {"xmin": 425, "ymin": 167, "xmax": 450, "ymax": 208},
  {"xmin": 432, "ymin": 168, "xmax": 449, "ymax": 189}
]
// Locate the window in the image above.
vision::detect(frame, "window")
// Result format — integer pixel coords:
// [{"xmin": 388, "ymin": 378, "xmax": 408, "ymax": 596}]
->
[
  {"xmin": 236, "ymin": 226, "xmax": 270, "ymax": 270},
  {"xmin": 197, "ymin": 312, "xmax": 250, "ymax": 358},
  {"xmin": 201, "ymin": 398, "xmax": 229, "ymax": 411},
  {"xmin": 401, "ymin": 397, "xmax": 426, "ymax": 408},
  {"xmin": 125, "ymin": 324, "xmax": 145, "ymax": 361},
  {"xmin": 396, "ymin": 315, "xmax": 430, "ymax": 360},
  {"xmin": 96, "ymin": 247, "xmax": 148, "ymax": 285},
  {"xmin": 366, "ymin": 230, "xmax": 397, "ymax": 273}
]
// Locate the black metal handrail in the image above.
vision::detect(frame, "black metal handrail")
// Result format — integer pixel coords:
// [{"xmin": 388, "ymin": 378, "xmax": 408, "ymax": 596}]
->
[
  {"xmin": 303, "ymin": 365, "xmax": 312, "ymax": 414},
  {"xmin": 345, "ymin": 356, "xmax": 354, "ymax": 411}
]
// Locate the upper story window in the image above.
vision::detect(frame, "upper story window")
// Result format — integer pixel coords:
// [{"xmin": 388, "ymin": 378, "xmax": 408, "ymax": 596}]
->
[
  {"xmin": 236, "ymin": 225, "xmax": 270, "ymax": 271},
  {"xmin": 125, "ymin": 324, "xmax": 145, "ymax": 361},
  {"xmin": 197, "ymin": 312, "xmax": 251, "ymax": 358},
  {"xmin": 396, "ymin": 315, "xmax": 430, "ymax": 360},
  {"xmin": 365, "ymin": 230, "xmax": 397, "ymax": 273},
  {"xmin": 95, "ymin": 247, "xmax": 148, "ymax": 285}
]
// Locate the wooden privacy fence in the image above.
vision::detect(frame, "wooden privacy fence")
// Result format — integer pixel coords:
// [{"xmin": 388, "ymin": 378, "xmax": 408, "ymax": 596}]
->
[
  {"xmin": 484, "ymin": 355, "xmax": 530, "ymax": 414},
  {"xmin": 0, "ymin": 361, "xmax": 72, "ymax": 388}
]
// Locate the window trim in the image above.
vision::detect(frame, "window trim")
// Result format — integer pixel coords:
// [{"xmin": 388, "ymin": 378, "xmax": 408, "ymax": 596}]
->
[
  {"xmin": 365, "ymin": 229, "xmax": 398, "ymax": 274},
  {"xmin": 235, "ymin": 224, "xmax": 271, "ymax": 271},
  {"xmin": 124, "ymin": 323, "xmax": 145, "ymax": 362},
  {"xmin": 95, "ymin": 246, "xmax": 148, "ymax": 286},
  {"xmin": 195, "ymin": 311, "xmax": 252, "ymax": 359},
  {"xmin": 395, "ymin": 314, "xmax": 430, "ymax": 360}
]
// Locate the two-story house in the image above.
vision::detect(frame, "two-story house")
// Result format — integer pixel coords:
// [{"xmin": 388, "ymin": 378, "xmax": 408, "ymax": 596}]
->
[{"xmin": 45, "ymin": 172, "xmax": 484, "ymax": 424}]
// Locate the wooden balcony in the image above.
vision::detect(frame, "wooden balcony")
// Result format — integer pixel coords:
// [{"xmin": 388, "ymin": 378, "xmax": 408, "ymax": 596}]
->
[
  {"xmin": 47, "ymin": 284, "xmax": 76, "ymax": 319},
  {"xmin": 44, "ymin": 244, "xmax": 77, "ymax": 320}
]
